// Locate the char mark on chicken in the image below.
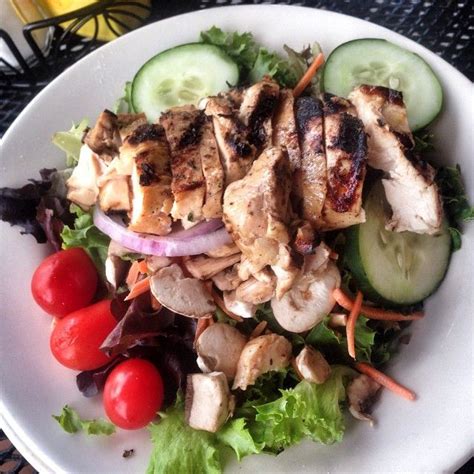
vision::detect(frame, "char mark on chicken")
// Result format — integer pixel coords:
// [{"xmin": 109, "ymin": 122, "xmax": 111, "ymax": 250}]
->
[
  {"xmin": 161, "ymin": 105, "xmax": 208, "ymax": 226},
  {"xmin": 294, "ymin": 96, "xmax": 327, "ymax": 227},
  {"xmin": 320, "ymin": 93, "xmax": 367, "ymax": 229}
]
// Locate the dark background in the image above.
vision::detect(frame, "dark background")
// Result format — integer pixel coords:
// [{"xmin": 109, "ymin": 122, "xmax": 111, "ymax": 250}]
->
[{"xmin": 1, "ymin": 0, "xmax": 473, "ymax": 472}]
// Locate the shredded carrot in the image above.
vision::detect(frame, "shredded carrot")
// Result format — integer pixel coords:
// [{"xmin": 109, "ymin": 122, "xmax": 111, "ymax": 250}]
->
[
  {"xmin": 333, "ymin": 288, "xmax": 424, "ymax": 321},
  {"xmin": 293, "ymin": 52, "xmax": 325, "ymax": 98},
  {"xmin": 346, "ymin": 291, "xmax": 363, "ymax": 359},
  {"xmin": 137, "ymin": 259, "xmax": 148, "ymax": 275},
  {"xmin": 150, "ymin": 293, "xmax": 162, "ymax": 311},
  {"xmin": 355, "ymin": 362, "xmax": 416, "ymax": 401},
  {"xmin": 329, "ymin": 251, "xmax": 339, "ymax": 260},
  {"xmin": 124, "ymin": 276, "xmax": 150, "ymax": 301},
  {"xmin": 250, "ymin": 321, "xmax": 267, "ymax": 339},
  {"xmin": 126, "ymin": 261, "xmax": 140, "ymax": 288}
]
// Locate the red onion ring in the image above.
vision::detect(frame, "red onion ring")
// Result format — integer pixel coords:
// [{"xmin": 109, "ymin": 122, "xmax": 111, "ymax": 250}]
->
[{"xmin": 93, "ymin": 207, "xmax": 232, "ymax": 257}]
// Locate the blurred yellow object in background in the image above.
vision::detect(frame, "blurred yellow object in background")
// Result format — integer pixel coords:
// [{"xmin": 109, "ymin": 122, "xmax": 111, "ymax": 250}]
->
[{"xmin": 32, "ymin": 0, "xmax": 151, "ymax": 41}]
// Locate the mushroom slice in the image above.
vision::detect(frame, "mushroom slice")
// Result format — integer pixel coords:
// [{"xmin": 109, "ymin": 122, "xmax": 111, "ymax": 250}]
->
[
  {"xmin": 294, "ymin": 346, "xmax": 331, "ymax": 384},
  {"xmin": 235, "ymin": 276, "xmax": 275, "ymax": 305},
  {"xmin": 347, "ymin": 374, "xmax": 382, "ymax": 424},
  {"xmin": 206, "ymin": 242, "xmax": 240, "ymax": 258},
  {"xmin": 196, "ymin": 323, "xmax": 247, "ymax": 380},
  {"xmin": 185, "ymin": 372, "xmax": 235, "ymax": 433},
  {"xmin": 145, "ymin": 256, "xmax": 172, "ymax": 274},
  {"xmin": 271, "ymin": 245, "xmax": 341, "ymax": 333},
  {"xmin": 150, "ymin": 264, "xmax": 215, "ymax": 318},
  {"xmin": 233, "ymin": 334, "xmax": 292, "ymax": 390},
  {"xmin": 223, "ymin": 290, "xmax": 256, "ymax": 319},
  {"xmin": 183, "ymin": 253, "xmax": 241, "ymax": 280},
  {"xmin": 211, "ymin": 265, "xmax": 242, "ymax": 292}
]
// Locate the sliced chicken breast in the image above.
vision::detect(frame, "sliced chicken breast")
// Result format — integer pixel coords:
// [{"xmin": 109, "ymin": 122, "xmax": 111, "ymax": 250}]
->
[
  {"xmin": 272, "ymin": 88, "xmax": 301, "ymax": 171},
  {"xmin": 320, "ymin": 94, "xmax": 367, "ymax": 230},
  {"xmin": 84, "ymin": 109, "xmax": 121, "ymax": 162},
  {"xmin": 160, "ymin": 105, "xmax": 207, "ymax": 227},
  {"xmin": 66, "ymin": 144, "xmax": 106, "ymax": 208},
  {"xmin": 205, "ymin": 94, "xmax": 255, "ymax": 186},
  {"xmin": 98, "ymin": 175, "xmax": 131, "ymax": 212},
  {"xmin": 294, "ymin": 96, "xmax": 327, "ymax": 226},
  {"xmin": 223, "ymin": 146, "xmax": 300, "ymax": 297},
  {"xmin": 239, "ymin": 78, "xmax": 280, "ymax": 153},
  {"xmin": 117, "ymin": 113, "xmax": 147, "ymax": 140},
  {"xmin": 349, "ymin": 85, "xmax": 442, "ymax": 234},
  {"xmin": 124, "ymin": 124, "xmax": 173, "ymax": 235}
]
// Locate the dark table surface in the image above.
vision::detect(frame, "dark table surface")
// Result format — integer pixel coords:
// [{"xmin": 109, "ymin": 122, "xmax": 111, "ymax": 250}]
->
[{"xmin": 0, "ymin": 1, "xmax": 473, "ymax": 472}]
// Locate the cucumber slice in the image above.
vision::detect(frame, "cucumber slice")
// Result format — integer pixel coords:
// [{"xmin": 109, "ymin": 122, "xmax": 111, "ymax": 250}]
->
[
  {"xmin": 323, "ymin": 39, "xmax": 443, "ymax": 131},
  {"xmin": 131, "ymin": 43, "xmax": 239, "ymax": 121},
  {"xmin": 345, "ymin": 182, "xmax": 451, "ymax": 306}
]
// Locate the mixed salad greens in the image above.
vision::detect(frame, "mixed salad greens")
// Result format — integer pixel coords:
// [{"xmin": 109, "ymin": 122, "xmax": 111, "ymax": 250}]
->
[{"xmin": 1, "ymin": 26, "xmax": 473, "ymax": 474}]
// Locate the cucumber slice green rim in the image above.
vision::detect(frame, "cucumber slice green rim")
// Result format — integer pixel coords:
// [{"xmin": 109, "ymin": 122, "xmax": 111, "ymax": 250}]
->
[
  {"xmin": 131, "ymin": 42, "xmax": 239, "ymax": 122},
  {"xmin": 345, "ymin": 182, "xmax": 451, "ymax": 307},
  {"xmin": 323, "ymin": 38, "xmax": 443, "ymax": 131}
]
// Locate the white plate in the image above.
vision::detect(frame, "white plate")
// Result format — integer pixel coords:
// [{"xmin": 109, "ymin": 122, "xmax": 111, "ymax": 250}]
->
[{"xmin": 1, "ymin": 5, "xmax": 473, "ymax": 473}]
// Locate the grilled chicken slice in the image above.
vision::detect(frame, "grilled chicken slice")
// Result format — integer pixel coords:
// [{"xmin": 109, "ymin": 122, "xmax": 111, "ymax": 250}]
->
[
  {"xmin": 84, "ymin": 109, "xmax": 121, "ymax": 162},
  {"xmin": 199, "ymin": 115, "xmax": 225, "ymax": 219},
  {"xmin": 233, "ymin": 334, "xmax": 292, "ymax": 390},
  {"xmin": 98, "ymin": 176, "xmax": 131, "ymax": 212},
  {"xmin": 67, "ymin": 145, "xmax": 106, "ymax": 208},
  {"xmin": 272, "ymin": 88, "xmax": 301, "ymax": 171},
  {"xmin": 223, "ymin": 147, "xmax": 300, "ymax": 297},
  {"xmin": 320, "ymin": 94, "xmax": 367, "ymax": 230},
  {"xmin": 294, "ymin": 97, "xmax": 327, "ymax": 226},
  {"xmin": 117, "ymin": 113, "xmax": 147, "ymax": 140},
  {"xmin": 349, "ymin": 85, "xmax": 442, "ymax": 234},
  {"xmin": 160, "ymin": 106, "xmax": 207, "ymax": 227},
  {"xmin": 205, "ymin": 95, "xmax": 255, "ymax": 186},
  {"xmin": 239, "ymin": 78, "xmax": 280, "ymax": 153},
  {"xmin": 123, "ymin": 124, "xmax": 173, "ymax": 235}
]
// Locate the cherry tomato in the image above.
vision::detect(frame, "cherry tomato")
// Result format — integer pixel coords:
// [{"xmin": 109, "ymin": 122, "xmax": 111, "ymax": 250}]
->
[
  {"xmin": 50, "ymin": 300, "xmax": 116, "ymax": 371},
  {"xmin": 31, "ymin": 248, "xmax": 98, "ymax": 317},
  {"xmin": 103, "ymin": 359, "xmax": 164, "ymax": 430}
]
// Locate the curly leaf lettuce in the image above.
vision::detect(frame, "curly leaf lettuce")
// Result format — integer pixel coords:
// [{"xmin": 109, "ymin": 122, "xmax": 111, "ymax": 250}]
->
[
  {"xmin": 60, "ymin": 204, "xmax": 110, "ymax": 273},
  {"xmin": 306, "ymin": 316, "xmax": 376, "ymax": 363},
  {"xmin": 247, "ymin": 366, "xmax": 353, "ymax": 453},
  {"xmin": 200, "ymin": 26, "xmax": 304, "ymax": 87},
  {"xmin": 52, "ymin": 119, "xmax": 89, "ymax": 167},
  {"xmin": 147, "ymin": 402, "xmax": 222, "ymax": 474},
  {"xmin": 147, "ymin": 367, "xmax": 354, "ymax": 472},
  {"xmin": 53, "ymin": 405, "xmax": 115, "ymax": 435}
]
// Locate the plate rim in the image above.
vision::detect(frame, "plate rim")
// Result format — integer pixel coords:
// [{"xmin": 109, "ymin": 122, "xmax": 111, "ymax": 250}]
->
[{"xmin": 0, "ymin": 4, "xmax": 472, "ymax": 473}]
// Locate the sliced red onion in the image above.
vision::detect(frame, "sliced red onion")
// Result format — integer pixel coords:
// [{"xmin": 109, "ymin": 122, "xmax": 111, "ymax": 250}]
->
[
  {"xmin": 169, "ymin": 218, "xmax": 223, "ymax": 239},
  {"xmin": 93, "ymin": 207, "xmax": 232, "ymax": 257}
]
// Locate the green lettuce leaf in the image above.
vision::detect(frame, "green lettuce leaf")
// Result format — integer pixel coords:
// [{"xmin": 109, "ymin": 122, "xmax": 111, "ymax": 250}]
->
[
  {"xmin": 147, "ymin": 402, "xmax": 222, "ymax": 474},
  {"xmin": 52, "ymin": 119, "xmax": 89, "ymax": 167},
  {"xmin": 215, "ymin": 418, "xmax": 263, "ymax": 461},
  {"xmin": 200, "ymin": 26, "xmax": 306, "ymax": 87},
  {"xmin": 60, "ymin": 204, "xmax": 110, "ymax": 274},
  {"xmin": 306, "ymin": 316, "xmax": 376, "ymax": 363},
  {"xmin": 53, "ymin": 405, "xmax": 115, "ymax": 435},
  {"xmin": 247, "ymin": 366, "xmax": 354, "ymax": 453},
  {"xmin": 436, "ymin": 164, "xmax": 473, "ymax": 251}
]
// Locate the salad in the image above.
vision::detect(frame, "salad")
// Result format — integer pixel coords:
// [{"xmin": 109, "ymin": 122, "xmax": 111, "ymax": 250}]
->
[{"xmin": 1, "ymin": 26, "xmax": 473, "ymax": 473}]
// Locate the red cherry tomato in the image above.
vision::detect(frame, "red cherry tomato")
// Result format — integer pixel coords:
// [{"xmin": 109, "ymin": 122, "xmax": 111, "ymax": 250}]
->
[
  {"xmin": 50, "ymin": 300, "xmax": 116, "ymax": 371},
  {"xmin": 31, "ymin": 248, "xmax": 98, "ymax": 317},
  {"xmin": 103, "ymin": 359, "xmax": 164, "ymax": 430}
]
